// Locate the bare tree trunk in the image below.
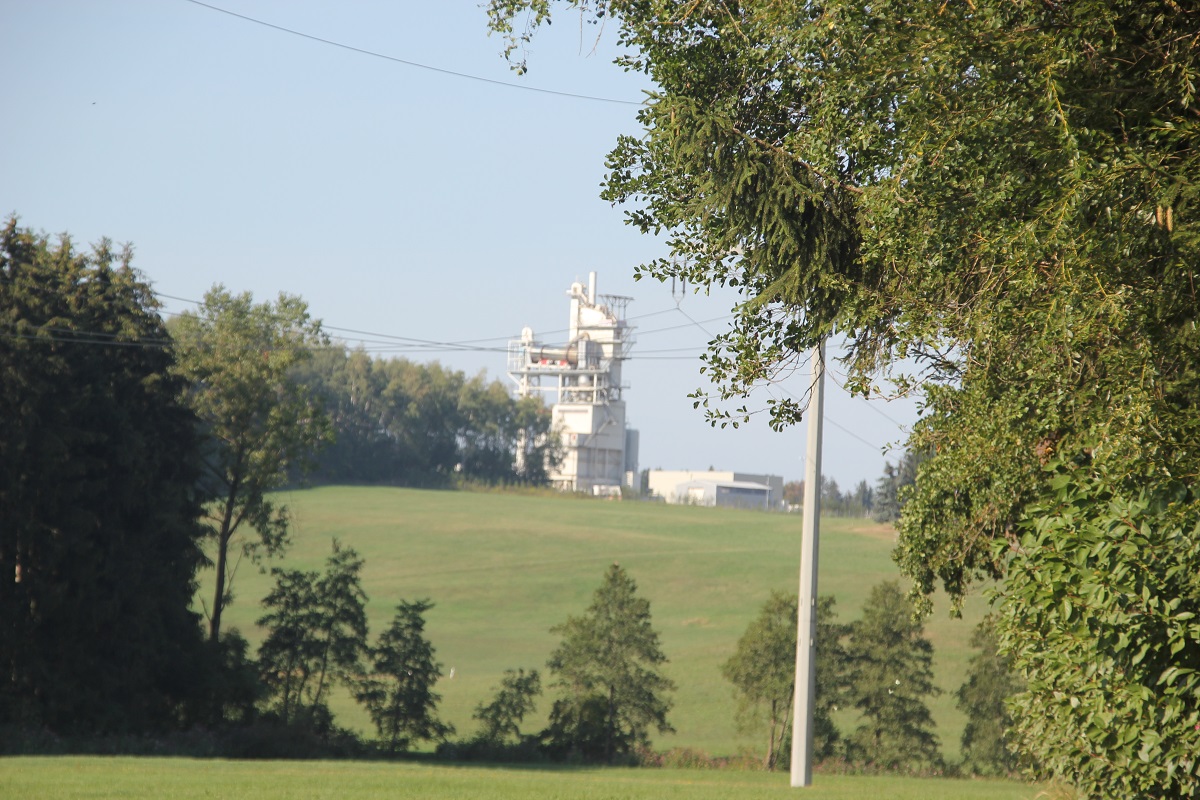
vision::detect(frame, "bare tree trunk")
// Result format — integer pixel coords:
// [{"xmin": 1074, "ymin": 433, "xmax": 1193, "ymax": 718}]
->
[
  {"xmin": 766, "ymin": 705, "xmax": 778, "ymax": 770},
  {"xmin": 607, "ymin": 684, "xmax": 617, "ymax": 763},
  {"xmin": 208, "ymin": 462, "xmax": 243, "ymax": 642}
]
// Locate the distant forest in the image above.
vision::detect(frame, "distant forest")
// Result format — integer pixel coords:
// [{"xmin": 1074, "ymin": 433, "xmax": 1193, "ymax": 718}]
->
[
  {"xmin": 294, "ymin": 347, "xmax": 558, "ymax": 488},
  {"xmin": 780, "ymin": 450, "xmax": 922, "ymax": 521},
  {"xmin": 303, "ymin": 347, "xmax": 923, "ymax": 510}
]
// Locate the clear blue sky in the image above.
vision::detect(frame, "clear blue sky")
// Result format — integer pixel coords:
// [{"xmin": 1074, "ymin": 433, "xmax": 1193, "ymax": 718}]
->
[{"xmin": 2, "ymin": 0, "xmax": 918, "ymax": 489}]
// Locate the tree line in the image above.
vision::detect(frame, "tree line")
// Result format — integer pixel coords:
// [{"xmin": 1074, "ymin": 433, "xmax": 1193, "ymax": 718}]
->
[
  {"xmin": 249, "ymin": 556, "xmax": 1024, "ymax": 775},
  {"xmin": 724, "ymin": 582, "xmax": 1021, "ymax": 777},
  {"xmin": 0, "ymin": 219, "xmax": 553, "ymax": 740},
  {"xmin": 292, "ymin": 346, "xmax": 557, "ymax": 489},
  {"xmin": 252, "ymin": 554, "xmax": 1023, "ymax": 775},
  {"xmin": 779, "ymin": 449, "xmax": 922, "ymax": 520}
]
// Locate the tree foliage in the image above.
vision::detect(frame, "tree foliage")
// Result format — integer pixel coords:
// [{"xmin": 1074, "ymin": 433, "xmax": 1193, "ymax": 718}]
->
[
  {"xmin": 782, "ymin": 478, "xmax": 873, "ymax": 517},
  {"xmin": 722, "ymin": 591, "xmax": 845, "ymax": 769},
  {"xmin": 0, "ymin": 218, "xmax": 208, "ymax": 733},
  {"xmin": 472, "ymin": 668, "xmax": 543, "ymax": 746},
  {"xmin": 844, "ymin": 581, "xmax": 942, "ymax": 772},
  {"xmin": 294, "ymin": 347, "xmax": 559, "ymax": 487},
  {"xmin": 872, "ymin": 451, "xmax": 922, "ymax": 524},
  {"xmin": 257, "ymin": 541, "xmax": 368, "ymax": 729},
  {"xmin": 486, "ymin": 2, "xmax": 1200, "ymax": 791},
  {"xmin": 355, "ymin": 599, "xmax": 453, "ymax": 753},
  {"xmin": 545, "ymin": 563, "xmax": 674, "ymax": 762},
  {"xmin": 996, "ymin": 464, "xmax": 1200, "ymax": 798},
  {"xmin": 171, "ymin": 286, "xmax": 331, "ymax": 642},
  {"xmin": 955, "ymin": 615, "xmax": 1022, "ymax": 778}
]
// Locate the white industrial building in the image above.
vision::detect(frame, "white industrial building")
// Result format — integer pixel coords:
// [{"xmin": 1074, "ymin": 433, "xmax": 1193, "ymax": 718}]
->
[
  {"xmin": 508, "ymin": 272, "xmax": 638, "ymax": 495},
  {"xmin": 646, "ymin": 470, "xmax": 785, "ymax": 510}
]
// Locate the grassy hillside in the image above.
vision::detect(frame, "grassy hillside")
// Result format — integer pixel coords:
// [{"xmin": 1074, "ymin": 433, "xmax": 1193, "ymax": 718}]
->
[{"xmin": 198, "ymin": 486, "xmax": 991, "ymax": 760}]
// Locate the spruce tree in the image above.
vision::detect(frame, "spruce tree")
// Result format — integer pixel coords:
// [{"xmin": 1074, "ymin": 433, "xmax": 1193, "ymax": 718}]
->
[
  {"xmin": 355, "ymin": 599, "xmax": 453, "ymax": 753},
  {"xmin": 956, "ymin": 615, "xmax": 1022, "ymax": 777},
  {"xmin": 1, "ymin": 219, "xmax": 208, "ymax": 733},
  {"xmin": 844, "ymin": 581, "xmax": 942, "ymax": 772},
  {"xmin": 545, "ymin": 563, "xmax": 674, "ymax": 762}
]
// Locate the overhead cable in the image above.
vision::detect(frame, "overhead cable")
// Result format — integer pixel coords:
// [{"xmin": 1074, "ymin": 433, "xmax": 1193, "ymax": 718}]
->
[{"xmin": 179, "ymin": 0, "xmax": 641, "ymax": 106}]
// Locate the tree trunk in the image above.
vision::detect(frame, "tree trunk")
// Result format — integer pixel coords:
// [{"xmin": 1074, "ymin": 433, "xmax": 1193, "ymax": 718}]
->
[
  {"xmin": 208, "ymin": 466, "xmax": 242, "ymax": 642},
  {"xmin": 208, "ymin": 527, "xmax": 231, "ymax": 642},
  {"xmin": 766, "ymin": 708, "xmax": 777, "ymax": 770},
  {"xmin": 606, "ymin": 684, "xmax": 617, "ymax": 763}
]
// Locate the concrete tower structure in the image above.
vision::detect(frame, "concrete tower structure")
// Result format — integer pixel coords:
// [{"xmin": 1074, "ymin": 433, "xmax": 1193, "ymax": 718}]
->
[{"xmin": 508, "ymin": 272, "xmax": 638, "ymax": 494}]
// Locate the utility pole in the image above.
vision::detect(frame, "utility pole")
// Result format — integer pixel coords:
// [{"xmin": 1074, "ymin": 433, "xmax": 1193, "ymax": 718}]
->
[{"xmin": 791, "ymin": 341, "xmax": 825, "ymax": 787}]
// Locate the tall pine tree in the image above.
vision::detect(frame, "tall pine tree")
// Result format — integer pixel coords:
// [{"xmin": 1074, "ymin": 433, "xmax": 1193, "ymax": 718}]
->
[{"xmin": 844, "ymin": 581, "xmax": 942, "ymax": 772}]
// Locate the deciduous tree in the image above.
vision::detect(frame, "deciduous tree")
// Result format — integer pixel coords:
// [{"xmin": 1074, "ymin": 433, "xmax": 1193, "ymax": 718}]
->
[
  {"xmin": 472, "ymin": 668, "xmax": 542, "ymax": 746},
  {"xmin": 172, "ymin": 286, "xmax": 331, "ymax": 642},
  {"xmin": 293, "ymin": 347, "xmax": 559, "ymax": 487},
  {"xmin": 722, "ymin": 591, "xmax": 846, "ymax": 769},
  {"xmin": 257, "ymin": 541, "xmax": 368, "ymax": 729},
  {"xmin": 996, "ymin": 465, "xmax": 1200, "ymax": 798}
]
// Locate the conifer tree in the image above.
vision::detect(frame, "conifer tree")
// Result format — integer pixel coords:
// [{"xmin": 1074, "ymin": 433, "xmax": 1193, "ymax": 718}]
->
[
  {"xmin": 1, "ymin": 218, "xmax": 208, "ymax": 733},
  {"xmin": 956, "ymin": 616, "xmax": 1022, "ymax": 777},
  {"xmin": 355, "ymin": 599, "xmax": 453, "ymax": 753},
  {"xmin": 545, "ymin": 563, "xmax": 674, "ymax": 762},
  {"xmin": 844, "ymin": 581, "xmax": 942, "ymax": 772}
]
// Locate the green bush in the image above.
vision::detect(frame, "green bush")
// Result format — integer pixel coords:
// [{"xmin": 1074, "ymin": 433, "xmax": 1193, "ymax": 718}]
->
[{"xmin": 997, "ymin": 463, "xmax": 1200, "ymax": 798}]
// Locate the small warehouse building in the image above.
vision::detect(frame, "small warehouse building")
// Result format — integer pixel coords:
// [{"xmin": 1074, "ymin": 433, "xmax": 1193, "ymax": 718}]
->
[
  {"xmin": 647, "ymin": 470, "xmax": 784, "ymax": 510},
  {"xmin": 675, "ymin": 479, "xmax": 772, "ymax": 510}
]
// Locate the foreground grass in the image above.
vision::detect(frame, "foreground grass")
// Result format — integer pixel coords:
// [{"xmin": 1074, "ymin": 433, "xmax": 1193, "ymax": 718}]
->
[
  {"xmin": 198, "ymin": 487, "xmax": 991, "ymax": 758},
  {"xmin": 1, "ymin": 757, "xmax": 1039, "ymax": 800}
]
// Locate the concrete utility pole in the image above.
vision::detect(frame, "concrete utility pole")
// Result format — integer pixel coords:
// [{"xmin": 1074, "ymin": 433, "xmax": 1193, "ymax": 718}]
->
[{"xmin": 791, "ymin": 341, "xmax": 825, "ymax": 787}]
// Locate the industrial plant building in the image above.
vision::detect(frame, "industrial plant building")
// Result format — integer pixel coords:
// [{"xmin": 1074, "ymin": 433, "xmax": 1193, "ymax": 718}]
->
[
  {"xmin": 506, "ymin": 273, "xmax": 784, "ymax": 507},
  {"xmin": 508, "ymin": 272, "xmax": 638, "ymax": 495}
]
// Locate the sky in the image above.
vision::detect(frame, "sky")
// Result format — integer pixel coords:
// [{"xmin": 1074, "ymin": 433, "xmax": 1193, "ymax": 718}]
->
[{"xmin": 1, "ymin": 0, "xmax": 920, "ymax": 489}]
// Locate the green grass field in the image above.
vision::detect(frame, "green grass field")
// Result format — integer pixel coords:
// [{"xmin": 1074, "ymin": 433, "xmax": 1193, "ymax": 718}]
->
[
  {"xmin": 0, "ymin": 757, "xmax": 1041, "ymax": 800},
  {"xmin": 199, "ymin": 487, "xmax": 992, "ymax": 760}
]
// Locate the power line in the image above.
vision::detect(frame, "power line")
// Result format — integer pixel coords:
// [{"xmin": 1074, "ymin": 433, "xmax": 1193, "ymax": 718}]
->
[
  {"xmin": 3, "ymin": 321, "xmax": 901, "ymax": 445},
  {"xmin": 670, "ymin": 306, "xmax": 717, "ymax": 338},
  {"xmin": 635, "ymin": 313, "xmax": 733, "ymax": 337},
  {"xmin": 0, "ymin": 329, "xmax": 173, "ymax": 349},
  {"xmin": 825, "ymin": 366, "xmax": 911, "ymax": 428},
  {"xmin": 157, "ymin": 292, "xmax": 516, "ymax": 351},
  {"xmin": 154, "ymin": 290, "xmax": 730, "ymax": 352},
  {"xmin": 0, "ymin": 325, "xmax": 716, "ymax": 363},
  {"xmin": 179, "ymin": 0, "xmax": 641, "ymax": 107},
  {"xmin": 772, "ymin": 384, "xmax": 888, "ymax": 454}
]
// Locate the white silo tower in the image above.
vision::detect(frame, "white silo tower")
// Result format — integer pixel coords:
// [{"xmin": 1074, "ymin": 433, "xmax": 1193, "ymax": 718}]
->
[{"xmin": 508, "ymin": 272, "xmax": 638, "ymax": 494}]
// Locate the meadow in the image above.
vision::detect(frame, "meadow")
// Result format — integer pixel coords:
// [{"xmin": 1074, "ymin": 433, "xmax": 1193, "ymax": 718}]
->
[
  {"xmin": 199, "ymin": 486, "xmax": 993, "ymax": 760},
  {"xmin": 1, "ymin": 757, "xmax": 1039, "ymax": 800}
]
